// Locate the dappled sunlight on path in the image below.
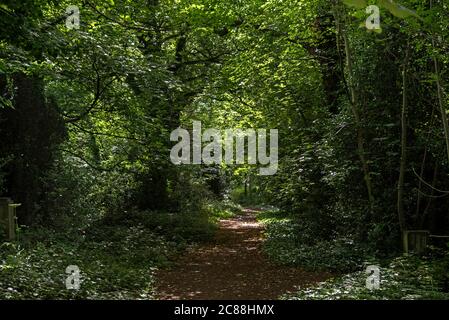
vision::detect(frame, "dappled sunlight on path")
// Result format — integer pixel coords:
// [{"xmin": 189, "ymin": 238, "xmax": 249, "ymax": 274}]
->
[{"xmin": 155, "ymin": 208, "xmax": 331, "ymax": 300}]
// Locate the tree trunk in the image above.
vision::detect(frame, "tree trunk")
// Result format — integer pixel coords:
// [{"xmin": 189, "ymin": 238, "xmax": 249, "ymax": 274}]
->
[
  {"xmin": 335, "ymin": 4, "xmax": 374, "ymax": 205},
  {"xmin": 397, "ymin": 44, "xmax": 410, "ymax": 232}
]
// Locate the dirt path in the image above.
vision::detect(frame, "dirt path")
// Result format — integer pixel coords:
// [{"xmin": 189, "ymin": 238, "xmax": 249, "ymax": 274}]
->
[{"xmin": 154, "ymin": 208, "xmax": 331, "ymax": 300}]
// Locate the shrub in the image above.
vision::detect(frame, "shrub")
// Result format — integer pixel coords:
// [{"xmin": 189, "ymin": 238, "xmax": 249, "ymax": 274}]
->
[{"xmin": 260, "ymin": 210, "xmax": 371, "ymax": 272}]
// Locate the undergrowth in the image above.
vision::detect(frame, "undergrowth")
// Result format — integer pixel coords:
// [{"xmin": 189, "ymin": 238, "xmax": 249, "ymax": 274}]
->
[
  {"xmin": 259, "ymin": 210, "xmax": 449, "ymax": 300},
  {"xmin": 283, "ymin": 253, "xmax": 449, "ymax": 300},
  {"xmin": 258, "ymin": 210, "xmax": 369, "ymax": 272},
  {"xmin": 0, "ymin": 200, "xmax": 240, "ymax": 299}
]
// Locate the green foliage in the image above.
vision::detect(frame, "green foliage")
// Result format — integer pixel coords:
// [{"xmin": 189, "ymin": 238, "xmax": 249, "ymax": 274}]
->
[
  {"xmin": 343, "ymin": 0, "xmax": 367, "ymax": 9},
  {"xmin": 343, "ymin": 0, "xmax": 420, "ymax": 19},
  {"xmin": 284, "ymin": 254, "xmax": 449, "ymax": 300},
  {"xmin": 0, "ymin": 228, "xmax": 170, "ymax": 299},
  {"xmin": 259, "ymin": 210, "xmax": 371, "ymax": 272},
  {"xmin": 205, "ymin": 199, "xmax": 242, "ymax": 221},
  {"xmin": 41, "ymin": 152, "xmax": 137, "ymax": 228},
  {"xmin": 0, "ymin": 198, "xmax": 236, "ymax": 299},
  {"xmin": 377, "ymin": 0, "xmax": 420, "ymax": 19},
  {"xmin": 230, "ymin": 185, "xmax": 266, "ymax": 206},
  {"xmin": 101, "ymin": 210, "xmax": 216, "ymax": 244}
]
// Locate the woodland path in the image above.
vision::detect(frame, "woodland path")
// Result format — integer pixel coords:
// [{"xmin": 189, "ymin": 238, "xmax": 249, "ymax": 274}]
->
[{"xmin": 155, "ymin": 208, "xmax": 331, "ymax": 300}]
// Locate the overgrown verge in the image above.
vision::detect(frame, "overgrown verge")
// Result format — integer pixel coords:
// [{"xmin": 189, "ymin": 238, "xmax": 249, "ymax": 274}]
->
[
  {"xmin": 258, "ymin": 210, "xmax": 370, "ymax": 272},
  {"xmin": 283, "ymin": 253, "xmax": 449, "ymax": 300},
  {"xmin": 259, "ymin": 210, "xmax": 449, "ymax": 300},
  {"xmin": 0, "ymin": 200, "xmax": 240, "ymax": 299}
]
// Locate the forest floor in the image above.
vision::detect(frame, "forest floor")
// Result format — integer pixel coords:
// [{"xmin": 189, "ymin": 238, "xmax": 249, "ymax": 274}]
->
[{"xmin": 154, "ymin": 208, "xmax": 332, "ymax": 300}]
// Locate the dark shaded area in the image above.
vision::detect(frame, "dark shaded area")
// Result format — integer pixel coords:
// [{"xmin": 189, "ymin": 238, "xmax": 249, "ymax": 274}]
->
[{"xmin": 0, "ymin": 74, "xmax": 65, "ymax": 224}]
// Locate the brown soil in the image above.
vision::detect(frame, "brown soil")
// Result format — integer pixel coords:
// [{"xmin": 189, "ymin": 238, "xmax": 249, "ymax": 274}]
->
[{"xmin": 154, "ymin": 208, "xmax": 331, "ymax": 300}]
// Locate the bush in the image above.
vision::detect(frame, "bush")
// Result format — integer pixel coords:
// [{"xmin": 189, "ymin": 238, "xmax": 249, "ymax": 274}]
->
[
  {"xmin": 41, "ymin": 154, "xmax": 137, "ymax": 229},
  {"xmin": 259, "ymin": 210, "xmax": 371, "ymax": 272},
  {"xmin": 99, "ymin": 210, "xmax": 215, "ymax": 244},
  {"xmin": 206, "ymin": 199, "xmax": 242, "ymax": 221}
]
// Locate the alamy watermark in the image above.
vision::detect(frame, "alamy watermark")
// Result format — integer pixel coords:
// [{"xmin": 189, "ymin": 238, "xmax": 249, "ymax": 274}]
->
[
  {"xmin": 365, "ymin": 265, "xmax": 380, "ymax": 290},
  {"xmin": 65, "ymin": 265, "xmax": 81, "ymax": 290},
  {"xmin": 66, "ymin": 5, "xmax": 80, "ymax": 30},
  {"xmin": 170, "ymin": 121, "xmax": 278, "ymax": 176},
  {"xmin": 366, "ymin": 5, "xmax": 381, "ymax": 30}
]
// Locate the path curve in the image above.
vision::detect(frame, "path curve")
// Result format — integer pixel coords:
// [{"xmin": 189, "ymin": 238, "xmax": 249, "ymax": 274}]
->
[{"xmin": 154, "ymin": 208, "xmax": 331, "ymax": 300}]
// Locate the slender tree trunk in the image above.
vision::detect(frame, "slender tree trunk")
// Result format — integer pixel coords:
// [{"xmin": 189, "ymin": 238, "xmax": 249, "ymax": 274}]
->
[
  {"xmin": 415, "ymin": 107, "xmax": 435, "ymax": 218},
  {"xmin": 415, "ymin": 149, "xmax": 427, "ymax": 218},
  {"xmin": 398, "ymin": 44, "xmax": 410, "ymax": 232},
  {"xmin": 335, "ymin": 5, "xmax": 374, "ymax": 205}
]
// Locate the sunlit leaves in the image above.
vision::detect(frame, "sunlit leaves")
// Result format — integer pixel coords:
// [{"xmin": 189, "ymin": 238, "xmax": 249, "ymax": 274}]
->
[
  {"xmin": 342, "ymin": 0, "xmax": 420, "ymax": 20},
  {"xmin": 378, "ymin": 0, "xmax": 420, "ymax": 19},
  {"xmin": 343, "ymin": 0, "xmax": 368, "ymax": 9}
]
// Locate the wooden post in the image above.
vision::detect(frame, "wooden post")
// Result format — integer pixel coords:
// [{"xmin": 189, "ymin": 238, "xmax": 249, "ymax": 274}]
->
[
  {"xmin": 8, "ymin": 204, "xmax": 20, "ymax": 241},
  {"xmin": 0, "ymin": 197, "xmax": 12, "ymax": 240},
  {"xmin": 0, "ymin": 197, "xmax": 20, "ymax": 241},
  {"xmin": 403, "ymin": 230, "xmax": 429, "ymax": 254}
]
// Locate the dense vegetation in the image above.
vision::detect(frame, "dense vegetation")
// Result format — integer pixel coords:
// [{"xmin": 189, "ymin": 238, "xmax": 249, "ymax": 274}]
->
[{"xmin": 1, "ymin": 0, "xmax": 449, "ymax": 299}]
